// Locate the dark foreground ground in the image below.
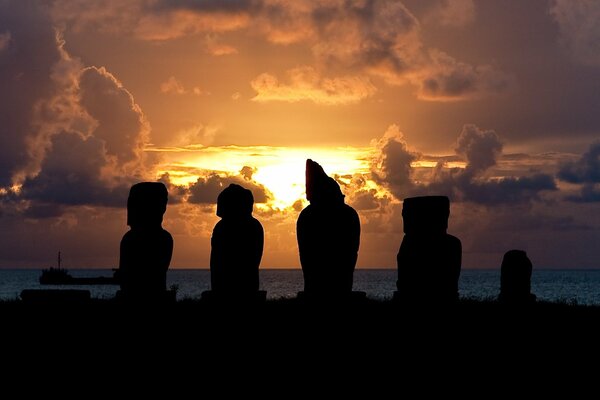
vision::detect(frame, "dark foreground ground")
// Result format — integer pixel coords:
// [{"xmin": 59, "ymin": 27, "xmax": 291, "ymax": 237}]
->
[
  {"xmin": 3, "ymin": 296, "xmax": 600, "ymax": 340},
  {"xmin": 2, "ymin": 297, "xmax": 599, "ymax": 390}
]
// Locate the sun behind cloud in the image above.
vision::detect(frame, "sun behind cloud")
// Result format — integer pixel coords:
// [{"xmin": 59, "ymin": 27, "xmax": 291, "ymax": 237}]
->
[{"xmin": 151, "ymin": 145, "xmax": 374, "ymax": 209}]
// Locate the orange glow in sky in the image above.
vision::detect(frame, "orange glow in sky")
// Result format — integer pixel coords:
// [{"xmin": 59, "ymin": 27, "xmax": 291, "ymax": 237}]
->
[{"xmin": 152, "ymin": 145, "xmax": 375, "ymax": 209}]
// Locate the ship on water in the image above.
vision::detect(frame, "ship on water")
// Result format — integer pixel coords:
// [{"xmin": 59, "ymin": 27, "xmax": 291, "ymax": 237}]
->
[{"xmin": 39, "ymin": 251, "xmax": 118, "ymax": 285}]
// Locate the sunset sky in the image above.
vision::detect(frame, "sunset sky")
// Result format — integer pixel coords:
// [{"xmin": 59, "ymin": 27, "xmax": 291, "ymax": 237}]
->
[{"xmin": 1, "ymin": 0, "xmax": 599, "ymax": 269}]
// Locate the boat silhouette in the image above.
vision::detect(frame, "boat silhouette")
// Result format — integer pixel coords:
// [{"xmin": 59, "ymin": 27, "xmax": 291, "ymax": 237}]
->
[{"xmin": 39, "ymin": 252, "xmax": 119, "ymax": 285}]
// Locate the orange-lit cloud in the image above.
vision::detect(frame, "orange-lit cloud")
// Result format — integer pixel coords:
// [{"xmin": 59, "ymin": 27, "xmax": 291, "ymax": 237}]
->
[
  {"xmin": 251, "ymin": 66, "xmax": 377, "ymax": 105},
  {"xmin": 204, "ymin": 35, "xmax": 238, "ymax": 56},
  {"xmin": 134, "ymin": 9, "xmax": 250, "ymax": 41},
  {"xmin": 169, "ymin": 124, "xmax": 219, "ymax": 147},
  {"xmin": 50, "ymin": 0, "xmax": 510, "ymax": 102},
  {"xmin": 160, "ymin": 76, "xmax": 207, "ymax": 96},
  {"xmin": 160, "ymin": 76, "xmax": 186, "ymax": 95}
]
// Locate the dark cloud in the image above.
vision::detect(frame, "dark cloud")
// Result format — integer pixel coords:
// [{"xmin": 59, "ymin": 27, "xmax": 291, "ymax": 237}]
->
[
  {"xmin": 21, "ymin": 132, "xmax": 133, "ymax": 207},
  {"xmin": 157, "ymin": 173, "xmax": 188, "ymax": 205},
  {"xmin": 348, "ymin": 189, "xmax": 385, "ymax": 211},
  {"xmin": 240, "ymin": 166, "xmax": 256, "ymax": 180},
  {"xmin": 370, "ymin": 125, "xmax": 418, "ymax": 199},
  {"xmin": 415, "ymin": 51, "xmax": 513, "ymax": 101},
  {"xmin": 150, "ymin": 0, "xmax": 258, "ymax": 13},
  {"xmin": 558, "ymin": 142, "xmax": 600, "ymax": 202},
  {"xmin": 566, "ymin": 184, "xmax": 600, "ymax": 203},
  {"xmin": 558, "ymin": 142, "xmax": 600, "ymax": 184},
  {"xmin": 458, "ymin": 174, "xmax": 557, "ymax": 205},
  {"xmin": 455, "ymin": 124, "xmax": 503, "ymax": 176},
  {"xmin": 188, "ymin": 173, "xmax": 271, "ymax": 205},
  {"xmin": 79, "ymin": 67, "xmax": 148, "ymax": 168},
  {"xmin": 371, "ymin": 124, "xmax": 556, "ymax": 205},
  {"xmin": 0, "ymin": 2, "xmax": 153, "ymax": 215},
  {"xmin": 0, "ymin": 2, "xmax": 61, "ymax": 186},
  {"xmin": 23, "ymin": 203, "xmax": 65, "ymax": 219}
]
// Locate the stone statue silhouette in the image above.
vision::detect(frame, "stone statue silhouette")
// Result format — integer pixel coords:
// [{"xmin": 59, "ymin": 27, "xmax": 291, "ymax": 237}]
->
[
  {"xmin": 296, "ymin": 159, "xmax": 360, "ymax": 294},
  {"xmin": 117, "ymin": 182, "xmax": 173, "ymax": 301},
  {"xmin": 498, "ymin": 249, "xmax": 536, "ymax": 304},
  {"xmin": 210, "ymin": 183, "xmax": 264, "ymax": 293},
  {"xmin": 396, "ymin": 196, "xmax": 462, "ymax": 303}
]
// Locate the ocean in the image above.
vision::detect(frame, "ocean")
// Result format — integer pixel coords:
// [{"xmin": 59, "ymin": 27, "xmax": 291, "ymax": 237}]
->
[{"xmin": 1, "ymin": 269, "xmax": 600, "ymax": 305}]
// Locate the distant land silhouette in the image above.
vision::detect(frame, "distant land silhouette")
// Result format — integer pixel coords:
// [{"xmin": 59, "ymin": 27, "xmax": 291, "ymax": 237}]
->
[
  {"xmin": 395, "ymin": 196, "xmax": 462, "ymax": 303},
  {"xmin": 208, "ymin": 183, "xmax": 264, "ymax": 297},
  {"xmin": 499, "ymin": 249, "xmax": 536, "ymax": 304},
  {"xmin": 117, "ymin": 182, "xmax": 173, "ymax": 302},
  {"xmin": 297, "ymin": 159, "xmax": 361, "ymax": 296}
]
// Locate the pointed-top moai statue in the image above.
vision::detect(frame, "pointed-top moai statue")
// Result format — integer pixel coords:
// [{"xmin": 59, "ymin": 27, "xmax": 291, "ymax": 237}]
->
[
  {"xmin": 395, "ymin": 196, "xmax": 462, "ymax": 303},
  {"xmin": 209, "ymin": 183, "xmax": 264, "ymax": 297},
  {"xmin": 296, "ymin": 159, "xmax": 361, "ymax": 295},
  {"xmin": 118, "ymin": 182, "xmax": 173, "ymax": 302},
  {"xmin": 498, "ymin": 249, "xmax": 536, "ymax": 304}
]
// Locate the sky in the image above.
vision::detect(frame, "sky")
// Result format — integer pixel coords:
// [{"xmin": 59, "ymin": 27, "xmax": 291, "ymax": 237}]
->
[{"xmin": 0, "ymin": 0, "xmax": 599, "ymax": 269}]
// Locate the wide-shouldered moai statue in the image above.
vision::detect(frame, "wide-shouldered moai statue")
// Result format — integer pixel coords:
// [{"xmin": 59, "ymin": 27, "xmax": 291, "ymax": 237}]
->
[{"xmin": 395, "ymin": 196, "xmax": 462, "ymax": 303}]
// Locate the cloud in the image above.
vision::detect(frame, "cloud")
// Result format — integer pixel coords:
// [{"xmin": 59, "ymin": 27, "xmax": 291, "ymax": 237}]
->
[
  {"xmin": 277, "ymin": 1, "xmax": 508, "ymax": 101},
  {"xmin": 309, "ymin": 1, "xmax": 420, "ymax": 69},
  {"xmin": 558, "ymin": 141, "xmax": 600, "ymax": 202},
  {"xmin": 336, "ymin": 173, "xmax": 390, "ymax": 211},
  {"xmin": 79, "ymin": 66, "xmax": 149, "ymax": 171},
  {"xmin": 20, "ymin": 64, "xmax": 151, "ymax": 208},
  {"xmin": 21, "ymin": 132, "xmax": 133, "ymax": 207},
  {"xmin": 575, "ymin": 184, "xmax": 600, "ymax": 202},
  {"xmin": 160, "ymin": 76, "xmax": 186, "ymax": 95},
  {"xmin": 455, "ymin": 124, "xmax": 503, "ymax": 176},
  {"xmin": 254, "ymin": 1, "xmax": 315, "ymax": 44},
  {"xmin": 550, "ymin": 0, "xmax": 600, "ymax": 66},
  {"xmin": 52, "ymin": 0, "xmax": 251, "ymax": 41},
  {"xmin": 188, "ymin": 171, "xmax": 271, "ymax": 205},
  {"xmin": 455, "ymin": 174, "xmax": 558, "ymax": 205},
  {"xmin": 426, "ymin": 0, "xmax": 475, "ymax": 28},
  {"xmin": 251, "ymin": 66, "xmax": 377, "ymax": 105},
  {"xmin": 0, "ymin": 2, "xmax": 152, "ymax": 214},
  {"xmin": 0, "ymin": 2, "xmax": 62, "ymax": 187},
  {"xmin": 204, "ymin": 35, "xmax": 238, "ymax": 55},
  {"xmin": 408, "ymin": 50, "xmax": 513, "ymax": 101},
  {"xmin": 50, "ymin": 0, "xmax": 510, "ymax": 102},
  {"xmin": 558, "ymin": 142, "xmax": 600, "ymax": 184},
  {"xmin": 160, "ymin": 76, "xmax": 208, "ymax": 96},
  {"xmin": 370, "ymin": 124, "xmax": 556, "ymax": 205},
  {"xmin": 126, "ymin": 7, "xmax": 251, "ymax": 41},
  {"xmin": 370, "ymin": 124, "xmax": 418, "ymax": 198},
  {"xmin": 169, "ymin": 123, "xmax": 219, "ymax": 147},
  {"xmin": 231, "ymin": 91, "xmax": 242, "ymax": 100}
]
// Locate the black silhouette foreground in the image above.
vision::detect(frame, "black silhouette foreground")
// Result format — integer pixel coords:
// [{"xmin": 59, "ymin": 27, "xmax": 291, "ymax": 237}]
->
[
  {"xmin": 116, "ymin": 182, "xmax": 174, "ymax": 302},
  {"xmin": 395, "ymin": 196, "xmax": 462, "ymax": 303},
  {"xmin": 296, "ymin": 159, "xmax": 361, "ymax": 299},
  {"xmin": 498, "ymin": 249, "xmax": 536, "ymax": 304},
  {"xmin": 203, "ymin": 183, "xmax": 265, "ymax": 302}
]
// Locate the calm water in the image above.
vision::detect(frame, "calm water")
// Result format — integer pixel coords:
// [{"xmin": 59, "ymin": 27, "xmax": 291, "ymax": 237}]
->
[{"xmin": 1, "ymin": 269, "xmax": 600, "ymax": 304}]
